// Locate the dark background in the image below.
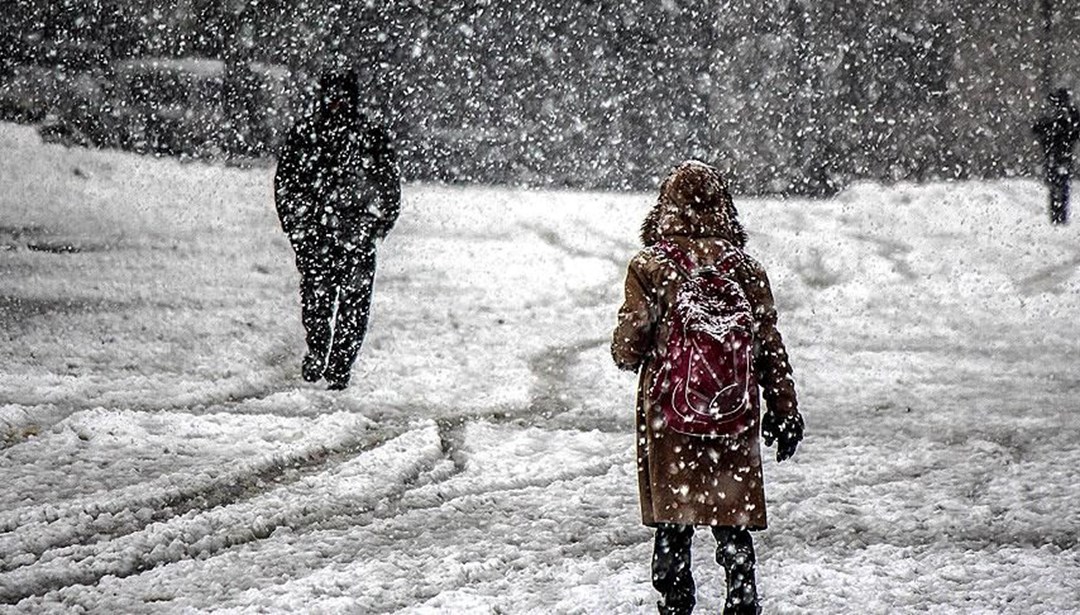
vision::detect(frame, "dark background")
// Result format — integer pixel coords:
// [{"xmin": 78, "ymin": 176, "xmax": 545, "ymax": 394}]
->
[{"xmin": 1, "ymin": 0, "xmax": 1077, "ymax": 194}]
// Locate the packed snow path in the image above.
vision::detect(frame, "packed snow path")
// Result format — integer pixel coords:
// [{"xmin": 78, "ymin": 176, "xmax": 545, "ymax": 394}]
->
[{"xmin": 2, "ymin": 123, "xmax": 1079, "ymax": 613}]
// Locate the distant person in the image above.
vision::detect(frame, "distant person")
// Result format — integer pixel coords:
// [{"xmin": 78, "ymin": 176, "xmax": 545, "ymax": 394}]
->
[
  {"xmin": 1033, "ymin": 88, "xmax": 1080, "ymax": 224},
  {"xmin": 612, "ymin": 161, "xmax": 804, "ymax": 615},
  {"xmin": 274, "ymin": 69, "xmax": 400, "ymax": 390}
]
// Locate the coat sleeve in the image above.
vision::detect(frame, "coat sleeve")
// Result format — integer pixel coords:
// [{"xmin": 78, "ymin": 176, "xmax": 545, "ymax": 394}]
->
[
  {"xmin": 741, "ymin": 258, "xmax": 799, "ymax": 420},
  {"xmin": 611, "ymin": 253, "xmax": 657, "ymax": 372},
  {"xmin": 369, "ymin": 126, "xmax": 401, "ymax": 237},
  {"xmin": 273, "ymin": 123, "xmax": 311, "ymax": 240}
]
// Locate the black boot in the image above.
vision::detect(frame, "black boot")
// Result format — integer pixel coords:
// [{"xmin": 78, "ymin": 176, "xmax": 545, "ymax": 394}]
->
[
  {"xmin": 326, "ymin": 375, "xmax": 350, "ymax": 391},
  {"xmin": 302, "ymin": 353, "xmax": 325, "ymax": 382},
  {"xmin": 653, "ymin": 524, "xmax": 696, "ymax": 615},
  {"xmin": 713, "ymin": 527, "xmax": 760, "ymax": 615},
  {"xmin": 722, "ymin": 602, "xmax": 761, "ymax": 615},
  {"xmin": 657, "ymin": 599, "xmax": 695, "ymax": 615}
]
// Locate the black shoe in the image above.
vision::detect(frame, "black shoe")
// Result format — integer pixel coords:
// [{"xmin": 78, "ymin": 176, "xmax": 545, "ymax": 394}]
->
[
  {"xmin": 658, "ymin": 600, "xmax": 694, "ymax": 615},
  {"xmin": 723, "ymin": 592, "xmax": 760, "ymax": 615},
  {"xmin": 302, "ymin": 354, "xmax": 325, "ymax": 383},
  {"xmin": 325, "ymin": 374, "xmax": 350, "ymax": 390}
]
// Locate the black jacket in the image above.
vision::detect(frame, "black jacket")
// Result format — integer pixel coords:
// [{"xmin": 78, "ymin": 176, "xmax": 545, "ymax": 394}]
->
[
  {"xmin": 1034, "ymin": 103, "xmax": 1080, "ymax": 172},
  {"xmin": 275, "ymin": 110, "xmax": 401, "ymax": 249}
]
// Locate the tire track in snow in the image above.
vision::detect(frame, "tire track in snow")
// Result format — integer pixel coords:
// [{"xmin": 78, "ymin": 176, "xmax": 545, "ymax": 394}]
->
[
  {"xmin": 0, "ymin": 336, "xmax": 303, "ymax": 441},
  {"xmin": 521, "ymin": 222, "xmax": 628, "ymax": 270},
  {"xmin": 413, "ymin": 337, "xmax": 611, "ymax": 435},
  {"xmin": 527, "ymin": 337, "xmax": 609, "ymax": 419},
  {"xmin": 170, "ymin": 336, "xmax": 624, "ymax": 606},
  {"xmin": 393, "ymin": 453, "xmax": 624, "ymax": 516},
  {"xmin": 1017, "ymin": 252, "xmax": 1080, "ymax": 295},
  {"xmin": 2, "ymin": 333, "xmax": 617, "ymax": 604},
  {"xmin": 847, "ymin": 232, "xmax": 917, "ymax": 281},
  {"xmin": 323, "ymin": 471, "xmax": 632, "ymax": 615},
  {"xmin": 152, "ymin": 336, "xmax": 305, "ymax": 413},
  {"xmin": 519, "ymin": 221, "xmax": 626, "ymax": 311},
  {"xmin": 0, "ymin": 294, "xmax": 130, "ymax": 337},
  {"xmin": 0, "ymin": 412, "xmax": 389, "ymax": 576},
  {"xmin": 17, "ymin": 444, "xmax": 634, "ymax": 614},
  {"xmin": 4, "ymin": 411, "xmax": 556, "ymax": 605},
  {"xmin": 0, "ymin": 424, "xmax": 443, "ymax": 605},
  {"xmin": 14, "ymin": 418, "xmax": 628, "ymax": 610}
]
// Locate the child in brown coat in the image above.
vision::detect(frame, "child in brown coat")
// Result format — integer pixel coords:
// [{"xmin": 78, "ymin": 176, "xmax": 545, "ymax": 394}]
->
[{"xmin": 612, "ymin": 161, "xmax": 804, "ymax": 615}]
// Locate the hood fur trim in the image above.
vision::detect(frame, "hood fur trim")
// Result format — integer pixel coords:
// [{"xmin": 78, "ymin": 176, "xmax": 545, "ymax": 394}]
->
[{"xmin": 641, "ymin": 160, "xmax": 747, "ymax": 248}]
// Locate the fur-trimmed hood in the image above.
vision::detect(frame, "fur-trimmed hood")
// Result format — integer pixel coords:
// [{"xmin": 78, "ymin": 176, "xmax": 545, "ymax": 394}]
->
[{"xmin": 640, "ymin": 160, "xmax": 747, "ymax": 248}]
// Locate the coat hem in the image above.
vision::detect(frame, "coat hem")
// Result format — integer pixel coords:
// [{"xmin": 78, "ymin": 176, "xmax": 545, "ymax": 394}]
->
[{"xmin": 642, "ymin": 519, "xmax": 768, "ymax": 531}]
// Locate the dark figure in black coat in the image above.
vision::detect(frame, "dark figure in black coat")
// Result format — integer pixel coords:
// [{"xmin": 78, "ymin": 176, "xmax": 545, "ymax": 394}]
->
[
  {"xmin": 275, "ymin": 70, "xmax": 400, "ymax": 389},
  {"xmin": 1034, "ymin": 89, "xmax": 1080, "ymax": 225}
]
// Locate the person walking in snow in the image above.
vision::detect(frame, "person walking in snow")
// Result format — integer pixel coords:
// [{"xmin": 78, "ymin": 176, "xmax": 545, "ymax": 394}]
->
[
  {"xmin": 612, "ymin": 161, "xmax": 803, "ymax": 615},
  {"xmin": 1033, "ymin": 88, "xmax": 1080, "ymax": 225},
  {"xmin": 274, "ymin": 69, "xmax": 400, "ymax": 390}
]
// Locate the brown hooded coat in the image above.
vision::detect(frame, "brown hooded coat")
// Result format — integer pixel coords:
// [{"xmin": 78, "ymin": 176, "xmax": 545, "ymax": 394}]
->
[{"xmin": 612, "ymin": 162, "xmax": 799, "ymax": 529}]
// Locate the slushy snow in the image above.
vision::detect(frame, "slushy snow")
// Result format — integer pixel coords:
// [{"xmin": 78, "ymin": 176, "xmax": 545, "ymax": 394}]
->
[{"xmin": 1, "ymin": 123, "xmax": 1079, "ymax": 613}]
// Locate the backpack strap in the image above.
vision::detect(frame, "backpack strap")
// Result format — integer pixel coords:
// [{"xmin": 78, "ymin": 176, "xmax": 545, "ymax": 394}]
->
[
  {"xmin": 654, "ymin": 240, "xmax": 743, "ymax": 279},
  {"xmin": 653, "ymin": 240, "xmax": 697, "ymax": 280}
]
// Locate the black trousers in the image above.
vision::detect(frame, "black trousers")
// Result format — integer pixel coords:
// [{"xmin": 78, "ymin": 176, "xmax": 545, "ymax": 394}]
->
[
  {"xmin": 1049, "ymin": 174, "xmax": 1071, "ymax": 225},
  {"xmin": 294, "ymin": 238, "xmax": 377, "ymax": 383},
  {"xmin": 652, "ymin": 524, "xmax": 758, "ymax": 614}
]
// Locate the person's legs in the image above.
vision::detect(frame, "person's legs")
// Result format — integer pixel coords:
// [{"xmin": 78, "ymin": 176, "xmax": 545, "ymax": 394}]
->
[
  {"xmin": 1058, "ymin": 176, "xmax": 1071, "ymax": 224},
  {"xmin": 712, "ymin": 526, "xmax": 759, "ymax": 615},
  {"xmin": 296, "ymin": 242, "xmax": 335, "ymax": 381},
  {"xmin": 324, "ymin": 242, "xmax": 377, "ymax": 389},
  {"xmin": 652, "ymin": 523, "xmax": 696, "ymax": 614},
  {"xmin": 1049, "ymin": 168, "xmax": 1070, "ymax": 224}
]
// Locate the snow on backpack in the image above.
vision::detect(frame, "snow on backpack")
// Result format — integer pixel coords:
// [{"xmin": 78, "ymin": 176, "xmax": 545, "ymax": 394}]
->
[{"xmin": 648, "ymin": 241, "xmax": 756, "ymax": 437}]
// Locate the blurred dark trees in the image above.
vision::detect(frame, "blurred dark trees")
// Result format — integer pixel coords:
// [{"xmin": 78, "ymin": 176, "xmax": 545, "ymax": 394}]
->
[{"xmin": 3, "ymin": 0, "xmax": 1079, "ymax": 194}]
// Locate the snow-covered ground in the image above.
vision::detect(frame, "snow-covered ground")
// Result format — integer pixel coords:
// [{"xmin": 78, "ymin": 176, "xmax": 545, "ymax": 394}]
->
[{"xmin": 2, "ymin": 122, "xmax": 1079, "ymax": 613}]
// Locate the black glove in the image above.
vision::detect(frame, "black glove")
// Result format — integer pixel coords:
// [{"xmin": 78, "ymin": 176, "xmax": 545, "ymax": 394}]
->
[{"xmin": 762, "ymin": 411, "xmax": 804, "ymax": 463}]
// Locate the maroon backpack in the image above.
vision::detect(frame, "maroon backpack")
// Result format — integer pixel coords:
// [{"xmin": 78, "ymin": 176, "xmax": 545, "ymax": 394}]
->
[{"xmin": 648, "ymin": 241, "xmax": 756, "ymax": 437}]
